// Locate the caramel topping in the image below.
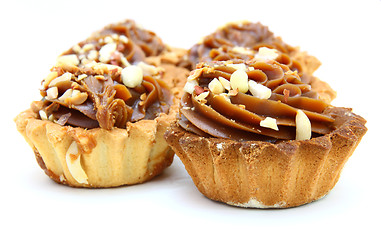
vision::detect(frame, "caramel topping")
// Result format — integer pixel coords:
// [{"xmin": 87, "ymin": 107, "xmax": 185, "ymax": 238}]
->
[
  {"xmin": 187, "ymin": 22, "xmax": 297, "ymax": 69},
  {"xmin": 179, "ymin": 59, "xmax": 334, "ymax": 141},
  {"xmin": 35, "ymin": 62, "xmax": 172, "ymax": 130},
  {"xmin": 61, "ymin": 34, "xmax": 145, "ymax": 67},
  {"xmin": 93, "ymin": 19, "xmax": 167, "ymax": 57}
]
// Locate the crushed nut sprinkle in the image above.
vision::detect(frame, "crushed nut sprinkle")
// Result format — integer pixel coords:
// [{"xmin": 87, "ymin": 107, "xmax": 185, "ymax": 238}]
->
[
  {"xmin": 295, "ymin": 110, "xmax": 312, "ymax": 140},
  {"xmin": 230, "ymin": 69, "xmax": 249, "ymax": 93},
  {"xmin": 260, "ymin": 117, "xmax": 279, "ymax": 131},
  {"xmin": 121, "ymin": 65, "xmax": 143, "ymax": 88},
  {"xmin": 179, "ymin": 60, "xmax": 334, "ymax": 141}
]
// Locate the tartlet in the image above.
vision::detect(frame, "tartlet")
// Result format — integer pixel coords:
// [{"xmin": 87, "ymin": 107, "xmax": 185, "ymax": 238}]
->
[
  {"xmin": 165, "ymin": 55, "xmax": 367, "ymax": 208},
  {"xmin": 15, "ymin": 20, "xmax": 189, "ymax": 187}
]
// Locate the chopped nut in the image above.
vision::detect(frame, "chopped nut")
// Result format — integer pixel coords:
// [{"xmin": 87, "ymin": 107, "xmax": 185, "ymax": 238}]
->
[
  {"xmin": 260, "ymin": 117, "xmax": 279, "ymax": 131},
  {"xmin": 120, "ymin": 56, "xmax": 130, "ymax": 67},
  {"xmin": 228, "ymin": 88, "xmax": 239, "ymax": 96},
  {"xmin": 43, "ymin": 71, "xmax": 59, "ymax": 88},
  {"xmin": 99, "ymin": 43, "xmax": 117, "ymax": 63},
  {"xmin": 95, "ymin": 75, "xmax": 105, "ymax": 80},
  {"xmin": 66, "ymin": 141, "xmax": 88, "ymax": 184},
  {"xmin": 187, "ymin": 68, "xmax": 203, "ymax": 81},
  {"xmin": 295, "ymin": 110, "xmax": 311, "ymax": 140},
  {"xmin": 283, "ymin": 89, "xmax": 290, "ymax": 103},
  {"xmin": 218, "ymin": 76, "xmax": 231, "ymax": 91},
  {"xmin": 140, "ymin": 93, "xmax": 147, "ymax": 101},
  {"xmin": 82, "ymin": 43, "xmax": 94, "ymax": 52},
  {"xmin": 227, "ymin": 63, "xmax": 247, "ymax": 71},
  {"xmin": 248, "ymin": 80, "xmax": 272, "ymax": 99},
  {"xmin": 195, "ymin": 91, "xmax": 209, "ymax": 102},
  {"xmin": 232, "ymin": 46, "xmax": 254, "ymax": 55},
  {"xmin": 194, "ymin": 85, "xmax": 205, "ymax": 95},
  {"xmin": 208, "ymin": 78, "xmax": 224, "ymax": 94},
  {"xmin": 220, "ymin": 93, "xmax": 231, "ymax": 103},
  {"xmin": 48, "ymin": 114, "xmax": 55, "ymax": 121},
  {"xmin": 77, "ymin": 74, "xmax": 88, "ymax": 81},
  {"xmin": 86, "ymin": 50, "xmax": 98, "ymax": 61},
  {"xmin": 58, "ymin": 89, "xmax": 73, "ymax": 102},
  {"xmin": 111, "ymin": 34, "xmax": 119, "ymax": 40},
  {"xmin": 121, "ymin": 65, "xmax": 143, "ymax": 88},
  {"xmin": 39, "ymin": 110, "xmax": 48, "ymax": 120},
  {"xmin": 48, "ymin": 72, "xmax": 73, "ymax": 88},
  {"xmin": 92, "ymin": 63, "xmax": 122, "ymax": 73},
  {"xmin": 72, "ymin": 44, "xmax": 82, "ymax": 53},
  {"xmin": 46, "ymin": 87, "xmax": 58, "ymax": 100},
  {"xmin": 66, "ymin": 90, "xmax": 88, "ymax": 105},
  {"xmin": 56, "ymin": 54, "xmax": 80, "ymax": 66},
  {"xmin": 104, "ymin": 36, "xmax": 114, "ymax": 44},
  {"xmin": 137, "ymin": 62, "xmax": 159, "ymax": 76},
  {"xmin": 230, "ymin": 69, "xmax": 249, "ymax": 93},
  {"xmin": 255, "ymin": 47, "xmax": 278, "ymax": 61},
  {"xmin": 119, "ymin": 35, "xmax": 129, "ymax": 44},
  {"xmin": 183, "ymin": 80, "xmax": 198, "ymax": 94}
]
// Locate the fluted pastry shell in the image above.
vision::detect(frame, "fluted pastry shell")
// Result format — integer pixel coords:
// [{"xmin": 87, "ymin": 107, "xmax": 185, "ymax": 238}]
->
[
  {"xmin": 15, "ymin": 102, "xmax": 179, "ymax": 188},
  {"xmin": 165, "ymin": 107, "xmax": 367, "ymax": 208}
]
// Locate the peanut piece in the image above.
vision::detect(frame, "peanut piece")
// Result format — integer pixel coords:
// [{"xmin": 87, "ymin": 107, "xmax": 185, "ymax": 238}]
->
[
  {"xmin": 66, "ymin": 141, "xmax": 88, "ymax": 184},
  {"xmin": 66, "ymin": 90, "xmax": 88, "ymax": 105},
  {"xmin": 255, "ymin": 47, "xmax": 278, "ymax": 61},
  {"xmin": 121, "ymin": 65, "xmax": 143, "ymax": 88},
  {"xmin": 46, "ymin": 87, "xmax": 58, "ymax": 100},
  {"xmin": 99, "ymin": 43, "xmax": 117, "ymax": 63},
  {"xmin": 48, "ymin": 72, "xmax": 72, "ymax": 88},
  {"xmin": 227, "ymin": 63, "xmax": 247, "ymax": 71},
  {"xmin": 208, "ymin": 78, "xmax": 224, "ymax": 94},
  {"xmin": 230, "ymin": 69, "xmax": 249, "ymax": 93},
  {"xmin": 295, "ymin": 110, "xmax": 311, "ymax": 140},
  {"xmin": 248, "ymin": 80, "xmax": 272, "ymax": 99},
  {"xmin": 195, "ymin": 91, "xmax": 209, "ymax": 102},
  {"xmin": 137, "ymin": 62, "xmax": 159, "ymax": 76},
  {"xmin": 260, "ymin": 117, "xmax": 279, "ymax": 131},
  {"xmin": 42, "ymin": 71, "xmax": 58, "ymax": 88},
  {"xmin": 183, "ymin": 80, "xmax": 198, "ymax": 94},
  {"xmin": 56, "ymin": 54, "xmax": 80, "ymax": 66},
  {"xmin": 218, "ymin": 77, "xmax": 231, "ymax": 91}
]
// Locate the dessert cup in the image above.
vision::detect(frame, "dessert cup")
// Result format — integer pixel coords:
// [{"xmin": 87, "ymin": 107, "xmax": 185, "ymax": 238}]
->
[
  {"xmin": 165, "ymin": 58, "xmax": 366, "ymax": 208},
  {"xmin": 15, "ymin": 20, "xmax": 189, "ymax": 187}
]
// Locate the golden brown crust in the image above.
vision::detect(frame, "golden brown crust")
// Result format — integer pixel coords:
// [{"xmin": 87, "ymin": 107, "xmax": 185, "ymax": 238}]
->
[
  {"xmin": 15, "ymin": 103, "xmax": 178, "ymax": 187},
  {"xmin": 309, "ymin": 76, "xmax": 337, "ymax": 103},
  {"xmin": 164, "ymin": 107, "xmax": 366, "ymax": 208}
]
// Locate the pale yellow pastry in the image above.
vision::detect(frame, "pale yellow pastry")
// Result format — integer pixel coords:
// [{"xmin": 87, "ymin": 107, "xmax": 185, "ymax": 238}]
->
[
  {"xmin": 15, "ymin": 61, "xmax": 181, "ymax": 187},
  {"xmin": 15, "ymin": 20, "xmax": 189, "ymax": 188}
]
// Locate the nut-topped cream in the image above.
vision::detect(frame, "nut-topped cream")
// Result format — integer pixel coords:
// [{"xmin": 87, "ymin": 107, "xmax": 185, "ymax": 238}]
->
[
  {"xmin": 34, "ymin": 61, "xmax": 172, "ymax": 130},
  {"xmin": 183, "ymin": 21, "xmax": 323, "ymax": 90},
  {"xmin": 188, "ymin": 21, "xmax": 297, "ymax": 69},
  {"xmin": 93, "ymin": 19, "xmax": 167, "ymax": 58},
  {"xmin": 178, "ymin": 52, "xmax": 335, "ymax": 141},
  {"xmin": 34, "ymin": 20, "xmax": 175, "ymax": 131},
  {"xmin": 60, "ymin": 33, "xmax": 145, "ymax": 67}
]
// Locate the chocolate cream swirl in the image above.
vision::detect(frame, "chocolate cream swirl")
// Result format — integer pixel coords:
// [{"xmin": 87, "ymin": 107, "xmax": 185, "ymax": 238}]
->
[
  {"xmin": 93, "ymin": 19, "xmax": 167, "ymax": 57},
  {"xmin": 178, "ymin": 58, "xmax": 335, "ymax": 141},
  {"xmin": 35, "ymin": 62, "xmax": 172, "ymax": 130},
  {"xmin": 35, "ymin": 20, "xmax": 174, "ymax": 130},
  {"xmin": 187, "ymin": 21, "xmax": 297, "ymax": 69}
]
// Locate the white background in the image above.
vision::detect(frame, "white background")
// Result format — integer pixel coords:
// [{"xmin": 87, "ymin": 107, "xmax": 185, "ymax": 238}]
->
[{"xmin": 2, "ymin": 0, "xmax": 380, "ymax": 239}]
